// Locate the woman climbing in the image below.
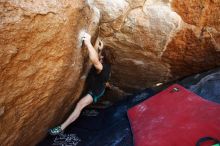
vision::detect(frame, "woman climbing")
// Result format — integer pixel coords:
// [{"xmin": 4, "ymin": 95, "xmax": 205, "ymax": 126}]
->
[{"xmin": 49, "ymin": 33, "xmax": 112, "ymax": 135}]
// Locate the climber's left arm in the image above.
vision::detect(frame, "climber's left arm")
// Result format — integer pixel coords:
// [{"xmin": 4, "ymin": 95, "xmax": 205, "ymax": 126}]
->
[{"xmin": 105, "ymin": 82, "xmax": 113, "ymax": 89}]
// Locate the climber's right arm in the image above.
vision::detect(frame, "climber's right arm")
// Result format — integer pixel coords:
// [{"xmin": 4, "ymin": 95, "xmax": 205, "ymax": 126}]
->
[{"xmin": 83, "ymin": 33, "xmax": 103, "ymax": 72}]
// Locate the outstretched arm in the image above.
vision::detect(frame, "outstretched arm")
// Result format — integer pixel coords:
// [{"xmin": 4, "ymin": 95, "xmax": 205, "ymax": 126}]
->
[{"xmin": 83, "ymin": 33, "xmax": 103, "ymax": 72}]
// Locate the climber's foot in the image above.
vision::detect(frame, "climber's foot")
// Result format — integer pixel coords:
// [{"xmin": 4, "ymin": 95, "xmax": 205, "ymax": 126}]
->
[{"xmin": 48, "ymin": 126, "xmax": 63, "ymax": 136}]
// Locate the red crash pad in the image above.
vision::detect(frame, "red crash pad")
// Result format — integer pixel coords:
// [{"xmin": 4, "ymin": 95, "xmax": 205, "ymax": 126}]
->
[{"xmin": 127, "ymin": 84, "xmax": 220, "ymax": 146}]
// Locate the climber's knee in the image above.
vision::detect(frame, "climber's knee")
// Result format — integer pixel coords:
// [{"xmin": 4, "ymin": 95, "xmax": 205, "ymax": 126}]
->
[{"xmin": 77, "ymin": 94, "xmax": 93, "ymax": 109}]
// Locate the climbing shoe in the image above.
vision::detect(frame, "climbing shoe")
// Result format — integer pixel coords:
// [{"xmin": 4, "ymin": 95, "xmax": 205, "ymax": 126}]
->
[{"xmin": 48, "ymin": 126, "xmax": 63, "ymax": 136}]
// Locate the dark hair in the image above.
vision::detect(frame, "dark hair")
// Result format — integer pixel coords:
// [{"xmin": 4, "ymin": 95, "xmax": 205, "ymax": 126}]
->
[{"xmin": 101, "ymin": 48, "xmax": 115, "ymax": 64}]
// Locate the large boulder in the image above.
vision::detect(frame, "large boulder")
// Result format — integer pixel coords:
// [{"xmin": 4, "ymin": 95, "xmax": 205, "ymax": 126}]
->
[
  {"xmin": 0, "ymin": 0, "xmax": 100, "ymax": 145},
  {"xmin": 96, "ymin": 0, "xmax": 220, "ymax": 92}
]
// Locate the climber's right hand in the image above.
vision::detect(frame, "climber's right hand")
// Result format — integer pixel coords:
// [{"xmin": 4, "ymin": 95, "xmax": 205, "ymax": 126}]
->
[{"xmin": 82, "ymin": 33, "xmax": 92, "ymax": 46}]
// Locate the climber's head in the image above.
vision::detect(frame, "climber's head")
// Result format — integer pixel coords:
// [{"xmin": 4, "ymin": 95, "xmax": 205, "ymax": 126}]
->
[
  {"xmin": 96, "ymin": 39, "xmax": 115, "ymax": 64},
  {"xmin": 99, "ymin": 47, "xmax": 115, "ymax": 64}
]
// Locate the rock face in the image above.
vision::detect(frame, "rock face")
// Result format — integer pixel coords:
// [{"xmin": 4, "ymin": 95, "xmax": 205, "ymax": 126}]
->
[
  {"xmin": 0, "ymin": 0, "xmax": 220, "ymax": 145},
  {"xmin": 93, "ymin": 0, "xmax": 220, "ymax": 92},
  {"xmin": 0, "ymin": 0, "xmax": 100, "ymax": 145}
]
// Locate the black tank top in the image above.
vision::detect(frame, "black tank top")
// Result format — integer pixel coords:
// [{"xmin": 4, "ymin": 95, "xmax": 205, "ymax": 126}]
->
[{"xmin": 87, "ymin": 61, "xmax": 111, "ymax": 91}]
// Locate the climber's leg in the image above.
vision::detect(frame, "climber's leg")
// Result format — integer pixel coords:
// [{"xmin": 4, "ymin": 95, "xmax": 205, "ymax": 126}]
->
[
  {"xmin": 49, "ymin": 94, "xmax": 93, "ymax": 135},
  {"xmin": 61, "ymin": 94, "xmax": 93, "ymax": 130}
]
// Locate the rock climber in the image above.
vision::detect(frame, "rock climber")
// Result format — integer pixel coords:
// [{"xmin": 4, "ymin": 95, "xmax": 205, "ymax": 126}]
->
[{"xmin": 49, "ymin": 33, "xmax": 112, "ymax": 135}]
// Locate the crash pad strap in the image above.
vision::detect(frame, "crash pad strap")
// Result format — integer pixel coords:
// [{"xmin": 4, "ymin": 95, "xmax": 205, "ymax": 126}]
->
[{"xmin": 196, "ymin": 137, "xmax": 220, "ymax": 146}]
